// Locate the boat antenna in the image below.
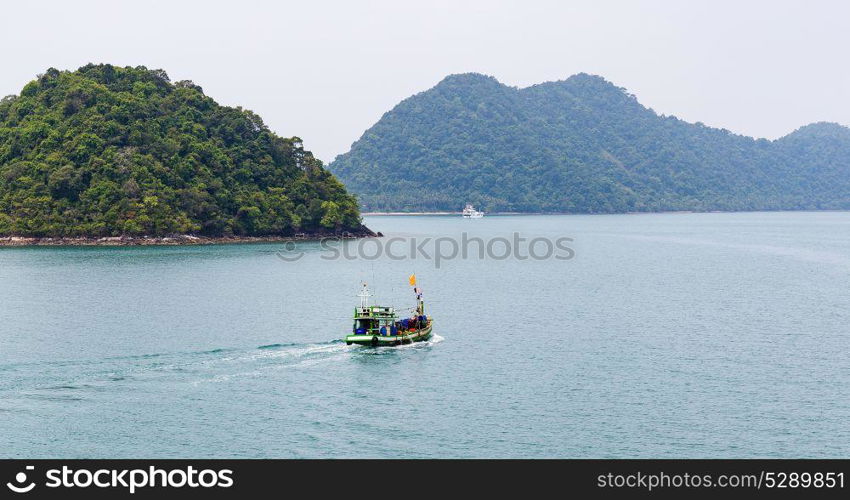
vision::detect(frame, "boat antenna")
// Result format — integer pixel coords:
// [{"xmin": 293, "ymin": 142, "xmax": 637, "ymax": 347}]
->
[{"xmin": 358, "ymin": 282, "xmax": 372, "ymax": 308}]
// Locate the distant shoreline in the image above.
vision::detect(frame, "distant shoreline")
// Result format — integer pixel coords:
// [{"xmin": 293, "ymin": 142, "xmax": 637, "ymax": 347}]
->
[
  {"xmin": 363, "ymin": 211, "xmax": 461, "ymax": 216},
  {"xmin": 361, "ymin": 210, "xmax": 695, "ymax": 216},
  {"xmin": 363, "ymin": 209, "xmax": 850, "ymax": 216},
  {"xmin": 362, "ymin": 211, "xmax": 556, "ymax": 216},
  {"xmin": 0, "ymin": 227, "xmax": 379, "ymax": 247}
]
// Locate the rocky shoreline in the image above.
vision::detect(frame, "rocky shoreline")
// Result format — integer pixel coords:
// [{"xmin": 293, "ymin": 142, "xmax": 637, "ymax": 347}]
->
[{"xmin": 0, "ymin": 226, "xmax": 379, "ymax": 247}]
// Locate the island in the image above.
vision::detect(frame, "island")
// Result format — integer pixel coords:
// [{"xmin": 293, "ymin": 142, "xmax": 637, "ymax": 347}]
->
[
  {"xmin": 0, "ymin": 64, "xmax": 374, "ymax": 245},
  {"xmin": 329, "ymin": 73, "xmax": 850, "ymax": 213}
]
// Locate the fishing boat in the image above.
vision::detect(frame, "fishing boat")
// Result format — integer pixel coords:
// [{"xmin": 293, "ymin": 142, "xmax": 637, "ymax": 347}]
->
[
  {"xmin": 345, "ymin": 275, "xmax": 433, "ymax": 347},
  {"xmin": 462, "ymin": 203, "xmax": 484, "ymax": 218}
]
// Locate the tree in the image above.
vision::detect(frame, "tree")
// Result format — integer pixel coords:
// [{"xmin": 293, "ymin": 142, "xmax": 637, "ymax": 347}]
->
[{"xmin": 320, "ymin": 201, "xmax": 343, "ymax": 230}]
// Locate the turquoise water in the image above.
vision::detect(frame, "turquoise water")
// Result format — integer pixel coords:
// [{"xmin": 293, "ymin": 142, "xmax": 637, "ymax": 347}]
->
[{"xmin": 1, "ymin": 212, "xmax": 849, "ymax": 457}]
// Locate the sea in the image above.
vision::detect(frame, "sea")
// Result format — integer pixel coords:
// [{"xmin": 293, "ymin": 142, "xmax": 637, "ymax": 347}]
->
[{"xmin": 1, "ymin": 212, "xmax": 848, "ymax": 457}]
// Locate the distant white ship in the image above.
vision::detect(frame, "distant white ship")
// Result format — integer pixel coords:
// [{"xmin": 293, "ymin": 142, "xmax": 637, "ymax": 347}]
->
[{"xmin": 462, "ymin": 203, "xmax": 484, "ymax": 218}]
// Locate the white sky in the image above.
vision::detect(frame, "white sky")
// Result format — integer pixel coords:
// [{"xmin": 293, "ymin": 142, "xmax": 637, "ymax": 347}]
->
[{"xmin": 2, "ymin": 0, "xmax": 848, "ymax": 162}]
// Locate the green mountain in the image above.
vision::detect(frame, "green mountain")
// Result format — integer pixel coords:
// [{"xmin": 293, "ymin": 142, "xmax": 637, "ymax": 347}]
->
[
  {"xmin": 329, "ymin": 73, "xmax": 850, "ymax": 213},
  {"xmin": 0, "ymin": 64, "xmax": 368, "ymax": 237}
]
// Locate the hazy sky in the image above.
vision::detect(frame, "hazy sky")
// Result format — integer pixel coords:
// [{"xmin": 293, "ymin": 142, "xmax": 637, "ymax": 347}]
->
[{"xmin": 2, "ymin": 0, "xmax": 848, "ymax": 162}]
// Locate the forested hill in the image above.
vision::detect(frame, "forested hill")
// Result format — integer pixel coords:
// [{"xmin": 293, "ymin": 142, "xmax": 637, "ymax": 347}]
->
[
  {"xmin": 0, "ymin": 64, "xmax": 368, "ymax": 237},
  {"xmin": 329, "ymin": 73, "xmax": 850, "ymax": 213}
]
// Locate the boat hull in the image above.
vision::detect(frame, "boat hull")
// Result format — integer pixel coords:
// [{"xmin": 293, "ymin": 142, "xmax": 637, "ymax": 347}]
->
[{"xmin": 345, "ymin": 320, "xmax": 433, "ymax": 347}]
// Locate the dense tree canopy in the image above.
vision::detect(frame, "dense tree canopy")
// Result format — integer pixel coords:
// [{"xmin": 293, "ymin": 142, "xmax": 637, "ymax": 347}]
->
[
  {"xmin": 330, "ymin": 73, "xmax": 850, "ymax": 213},
  {"xmin": 0, "ymin": 64, "xmax": 364, "ymax": 237}
]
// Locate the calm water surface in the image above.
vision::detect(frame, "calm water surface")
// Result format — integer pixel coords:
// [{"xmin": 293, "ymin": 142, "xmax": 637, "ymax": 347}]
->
[{"xmin": 1, "ymin": 212, "xmax": 849, "ymax": 457}]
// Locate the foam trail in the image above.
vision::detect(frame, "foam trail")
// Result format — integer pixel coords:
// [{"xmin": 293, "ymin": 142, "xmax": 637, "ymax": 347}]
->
[{"xmin": 4, "ymin": 336, "xmax": 441, "ymax": 391}]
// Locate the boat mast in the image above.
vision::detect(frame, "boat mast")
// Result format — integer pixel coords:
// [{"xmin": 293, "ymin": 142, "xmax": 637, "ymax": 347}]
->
[
  {"xmin": 358, "ymin": 282, "xmax": 372, "ymax": 308},
  {"xmin": 413, "ymin": 283, "xmax": 424, "ymax": 315}
]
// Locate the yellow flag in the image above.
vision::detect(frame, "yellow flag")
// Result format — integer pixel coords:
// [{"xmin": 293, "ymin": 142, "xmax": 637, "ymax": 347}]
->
[{"xmin": 408, "ymin": 274, "xmax": 416, "ymax": 286}]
